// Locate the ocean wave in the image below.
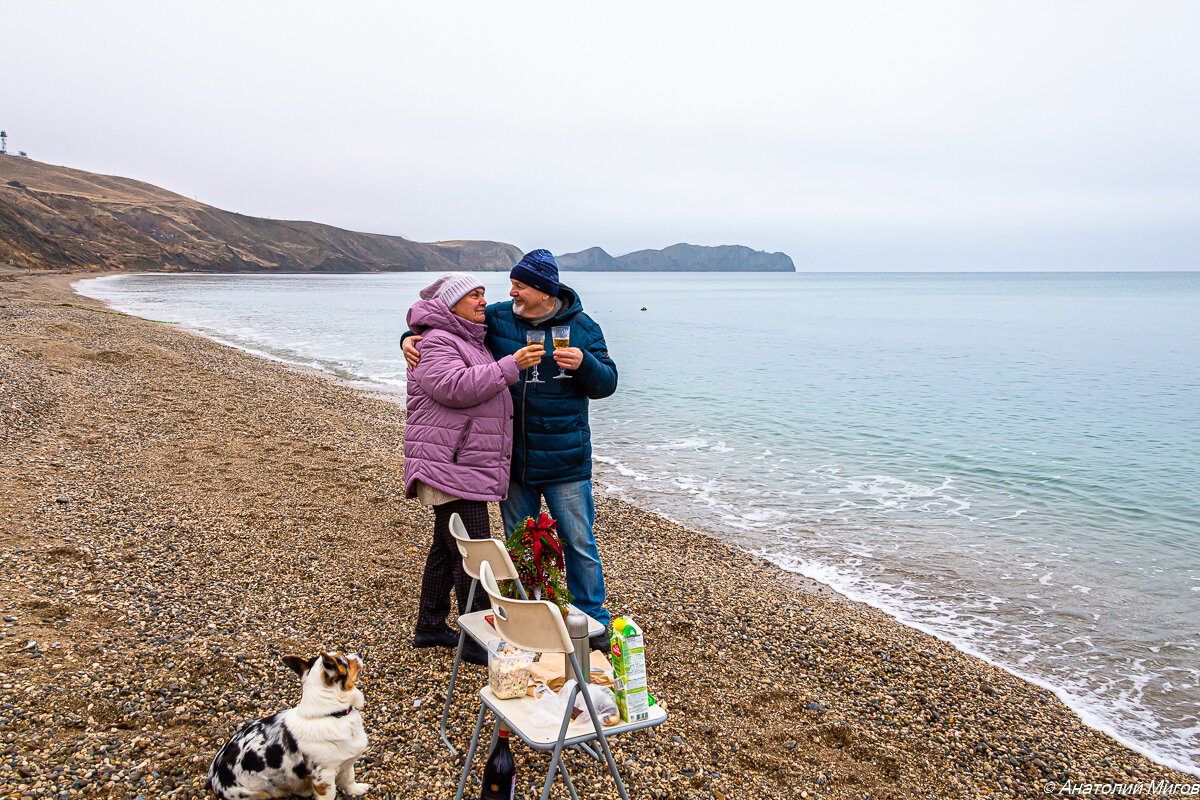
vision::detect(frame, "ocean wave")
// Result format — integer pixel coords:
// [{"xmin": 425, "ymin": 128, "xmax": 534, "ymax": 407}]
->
[
  {"xmin": 757, "ymin": 550, "xmax": 1200, "ymax": 776},
  {"xmin": 645, "ymin": 437, "xmax": 709, "ymax": 450}
]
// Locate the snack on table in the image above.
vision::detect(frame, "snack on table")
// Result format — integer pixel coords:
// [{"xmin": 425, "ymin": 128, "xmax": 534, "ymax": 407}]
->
[{"xmin": 487, "ymin": 639, "xmax": 534, "ymax": 700}]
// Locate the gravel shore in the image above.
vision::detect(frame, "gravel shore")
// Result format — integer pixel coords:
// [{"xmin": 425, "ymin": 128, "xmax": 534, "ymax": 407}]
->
[{"xmin": 1, "ymin": 271, "xmax": 1193, "ymax": 799}]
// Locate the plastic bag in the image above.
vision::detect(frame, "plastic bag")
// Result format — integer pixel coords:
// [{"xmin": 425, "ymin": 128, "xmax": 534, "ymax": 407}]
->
[
  {"xmin": 559, "ymin": 680, "xmax": 620, "ymax": 726},
  {"xmin": 487, "ymin": 639, "xmax": 534, "ymax": 699},
  {"xmin": 527, "ymin": 683, "xmax": 565, "ymax": 727}
]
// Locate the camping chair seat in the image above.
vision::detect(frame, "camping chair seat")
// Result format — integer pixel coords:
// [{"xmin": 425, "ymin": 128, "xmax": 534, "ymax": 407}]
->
[
  {"xmin": 453, "ymin": 560, "xmax": 667, "ymax": 800},
  {"xmin": 439, "ymin": 513, "xmax": 605, "ymax": 756}
]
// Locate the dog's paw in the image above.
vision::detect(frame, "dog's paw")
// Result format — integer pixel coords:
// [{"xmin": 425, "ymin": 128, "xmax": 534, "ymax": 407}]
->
[{"xmin": 345, "ymin": 782, "xmax": 371, "ymax": 796}]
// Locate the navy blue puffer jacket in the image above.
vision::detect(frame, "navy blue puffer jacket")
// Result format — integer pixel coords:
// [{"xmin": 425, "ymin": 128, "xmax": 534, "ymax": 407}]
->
[{"xmin": 484, "ymin": 284, "xmax": 617, "ymax": 487}]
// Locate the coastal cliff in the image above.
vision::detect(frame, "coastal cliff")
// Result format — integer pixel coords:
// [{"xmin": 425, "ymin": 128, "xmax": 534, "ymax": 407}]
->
[
  {"xmin": 0, "ymin": 158, "xmax": 522, "ymax": 273},
  {"xmin": 1, "ymin": 157, "xmax": 795, "ymax": 274},
  {"xmin": 558, "ymin": 242, "xmax": 796, "ymax": 272}
]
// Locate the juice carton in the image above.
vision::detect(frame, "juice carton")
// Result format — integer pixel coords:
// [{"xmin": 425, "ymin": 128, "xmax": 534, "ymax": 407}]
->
[{"xmin": 609, "ymin": 617, "xmax": 649, "ymax": 722}]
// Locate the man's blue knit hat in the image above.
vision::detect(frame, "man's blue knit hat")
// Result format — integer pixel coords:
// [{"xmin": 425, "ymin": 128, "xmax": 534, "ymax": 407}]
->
[{"xmin": 510, "ymin": 249, "xmax": 560, "ymax": 298}]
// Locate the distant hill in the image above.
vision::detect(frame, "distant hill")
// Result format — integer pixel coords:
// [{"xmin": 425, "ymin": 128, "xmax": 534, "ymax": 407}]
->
[
  {"xmin": 557, "ymin": 243, "xmax": 794, "ymax": 272},
  {"xmin": 0, "ymin": 158, "xmax": 796, "ymax": 274},
  {"xmin": 0, "ymin": 158, "xmax": 522, "ymax": 272}
]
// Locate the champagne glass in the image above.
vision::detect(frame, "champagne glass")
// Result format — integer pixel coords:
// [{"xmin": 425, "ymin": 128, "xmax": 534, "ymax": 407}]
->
[
  {"xmin": 525, "ymin": 329, "xmax": 546, "ymax": 384},
  {"xmin": 551, "ymin": 325, "xmax": 572, "ymax": 380}
]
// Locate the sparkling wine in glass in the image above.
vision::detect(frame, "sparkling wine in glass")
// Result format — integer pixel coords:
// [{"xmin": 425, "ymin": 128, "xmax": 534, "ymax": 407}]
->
[
  {"xmin": 525, "ymin": 329, "xmax": 546, "ymax": 384},
  {"xmin": 551, "ymin": 325, "xmax": 572, "ymax": 379}
]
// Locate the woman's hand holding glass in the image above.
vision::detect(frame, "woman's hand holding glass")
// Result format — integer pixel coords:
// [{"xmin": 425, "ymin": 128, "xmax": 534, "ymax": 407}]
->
[
  {"xmin": 513, "ymin": 343, "xmax": 544, "ymax": 370},
  {"xmin": 524, "ymin": 330, "xmax": 546, "ymax": 384}
]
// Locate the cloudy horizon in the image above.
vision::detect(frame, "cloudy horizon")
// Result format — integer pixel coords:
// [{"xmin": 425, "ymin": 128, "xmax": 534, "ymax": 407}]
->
[{"xmin": 4, "ymin": 1, "xmax": 1199, "ymax": 270}]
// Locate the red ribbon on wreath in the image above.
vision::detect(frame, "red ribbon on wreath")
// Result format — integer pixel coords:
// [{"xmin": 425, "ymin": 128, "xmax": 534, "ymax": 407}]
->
[
  {"xmin": 506, "ymin": 512, "xmax": 572, "ymax": 614},
  {"xmin": 524, "ymin": 513, "xmax": 565, "ymax": 586}
]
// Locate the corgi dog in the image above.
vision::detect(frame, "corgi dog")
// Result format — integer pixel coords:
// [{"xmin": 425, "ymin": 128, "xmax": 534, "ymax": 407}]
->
[{"xmin": 208, "ymin": 652, "xmax": 370, "ymax": 800}]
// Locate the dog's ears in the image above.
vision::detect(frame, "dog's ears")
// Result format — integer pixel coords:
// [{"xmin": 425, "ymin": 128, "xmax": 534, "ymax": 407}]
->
[
  {"xmin": 283, "ymin": 654, "xmax": 318, "ymax": 677},
  {"xmin": 345, "ymin": 653, "xmax": 362, "ymax": 691}
]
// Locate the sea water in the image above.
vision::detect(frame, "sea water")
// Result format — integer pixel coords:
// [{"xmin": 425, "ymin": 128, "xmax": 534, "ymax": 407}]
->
[{"xmin": 76, "ymin": 271, "xmax": 1200, "ymax": 774}]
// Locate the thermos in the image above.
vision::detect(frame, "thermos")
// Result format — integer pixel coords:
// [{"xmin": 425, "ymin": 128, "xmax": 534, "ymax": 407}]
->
[{"xmin": 565, "ymin": 610, "xmax": 590, "ymax": 684}]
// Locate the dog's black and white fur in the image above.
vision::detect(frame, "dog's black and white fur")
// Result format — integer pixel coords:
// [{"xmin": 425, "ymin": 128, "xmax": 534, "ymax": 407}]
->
[{"xmin": 208, "ymin": 652, "xmax": 369, "ymax": 800}]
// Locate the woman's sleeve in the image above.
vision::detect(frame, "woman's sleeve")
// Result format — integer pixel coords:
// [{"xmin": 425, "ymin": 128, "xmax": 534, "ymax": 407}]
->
[{"xmin": 412, "ymin": 336, "xmax": 516, "ymax": 408}]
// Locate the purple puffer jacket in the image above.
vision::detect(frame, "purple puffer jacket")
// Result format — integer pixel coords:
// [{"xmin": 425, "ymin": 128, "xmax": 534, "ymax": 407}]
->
[{"xmin": 403, "ymin": 299, "xmax": 520, "ymax": 502}]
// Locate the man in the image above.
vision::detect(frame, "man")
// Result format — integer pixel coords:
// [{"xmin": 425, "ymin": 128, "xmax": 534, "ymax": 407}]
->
[{"xmin": 403, "ymin": 249, "xmax": 618, "ymax": 649}]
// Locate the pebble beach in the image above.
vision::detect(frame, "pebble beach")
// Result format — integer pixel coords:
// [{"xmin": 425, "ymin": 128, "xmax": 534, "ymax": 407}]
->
[{"xmin": 1, "ymin": 270, "xmax": 1195, "ymax": 800}]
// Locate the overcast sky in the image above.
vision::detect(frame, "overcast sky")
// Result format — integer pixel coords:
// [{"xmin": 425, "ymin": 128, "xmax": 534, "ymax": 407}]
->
[{"xmin": 4, "ymin": 1, "xmax": 1199, "ymax": 269}]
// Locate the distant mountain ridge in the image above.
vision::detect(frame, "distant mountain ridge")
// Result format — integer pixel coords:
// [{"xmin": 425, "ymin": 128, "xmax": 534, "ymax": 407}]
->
[
  {"xmin": 557, "ymin": 243, "xmax": 794, "ymax": 272},
  {"xmin": 0, "ymin": 157, "xmax": 794, "ymax": 274},
  {"xmin": 0, "ymin": 158, "xmax": 521, "ymax": 272}
]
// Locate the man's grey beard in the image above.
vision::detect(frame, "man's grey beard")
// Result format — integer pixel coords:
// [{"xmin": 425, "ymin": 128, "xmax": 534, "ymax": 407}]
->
[{"xmin": 512, "ymin": 300, "xmax": 527, "ymax": 317}]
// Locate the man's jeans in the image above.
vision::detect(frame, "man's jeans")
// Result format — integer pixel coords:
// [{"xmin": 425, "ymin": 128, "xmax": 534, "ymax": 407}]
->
[{"xmin": 501, "ymin": 479, "xmax": 609, "ymax": 627}]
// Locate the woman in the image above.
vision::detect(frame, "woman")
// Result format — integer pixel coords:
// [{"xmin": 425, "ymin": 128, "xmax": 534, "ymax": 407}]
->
[{"xmin": 403, "ymin": 272, "xmax": 543, "ymax": 664}]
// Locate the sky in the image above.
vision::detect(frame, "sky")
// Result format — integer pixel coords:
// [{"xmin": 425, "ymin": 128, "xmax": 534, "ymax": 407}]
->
[{"xmin": 3, "ymin": 1, "xmax": 1199, "ymax": 270}]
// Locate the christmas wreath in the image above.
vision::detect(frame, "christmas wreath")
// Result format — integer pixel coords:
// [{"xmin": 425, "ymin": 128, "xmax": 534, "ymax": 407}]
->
[{"xmin": 503, "ymin": 512, "xmax": 573, "ymax": 616}]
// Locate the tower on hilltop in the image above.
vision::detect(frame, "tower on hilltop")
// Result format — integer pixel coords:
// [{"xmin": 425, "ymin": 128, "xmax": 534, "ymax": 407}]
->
[{"xmin": 0, "ymin": 131, "xmax": 29, "ymax": 157}]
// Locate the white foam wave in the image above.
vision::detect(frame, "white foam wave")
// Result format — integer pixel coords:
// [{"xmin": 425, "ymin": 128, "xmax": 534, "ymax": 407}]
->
[
  {"xmin": 761, "ymin": 552, "xmax": 1200, "ymax": 776},
  {"xmin": 592, "ymin": 455, "xmax": 652, "ymax": 483},
  {"xmin": 646, "ymin": 437, "xmax": 709, "ymax": 450}
]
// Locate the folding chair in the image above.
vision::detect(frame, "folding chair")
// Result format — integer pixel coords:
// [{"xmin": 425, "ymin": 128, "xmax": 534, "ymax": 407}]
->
[
  {"xmin": 454, "ymin": 560, "xmax": 667, "ymax": 800},
  {"xmin": 440, "ymin": 513, "xmax": 605, "ymax": 756}
]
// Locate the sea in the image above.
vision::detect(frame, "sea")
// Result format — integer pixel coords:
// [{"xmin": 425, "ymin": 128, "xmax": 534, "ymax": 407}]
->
[{"xmin": 75, "ymin": 270, "xmax": 1200, "ymax": 775}]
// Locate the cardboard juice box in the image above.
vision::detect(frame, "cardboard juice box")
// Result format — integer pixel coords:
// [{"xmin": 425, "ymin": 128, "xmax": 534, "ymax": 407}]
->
[{"xmin": 609, "ymin": 617, "xmax": 649, "ymax": 722}]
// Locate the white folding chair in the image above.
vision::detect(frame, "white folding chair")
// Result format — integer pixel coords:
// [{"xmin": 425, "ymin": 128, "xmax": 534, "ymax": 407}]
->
[
  {"xmin": 453, "ymin": 560, "xmax": 667, "ymax": 800},
  {"xmin": 440, "ymin": 513, "xmax": 605, "ymax": 756}
]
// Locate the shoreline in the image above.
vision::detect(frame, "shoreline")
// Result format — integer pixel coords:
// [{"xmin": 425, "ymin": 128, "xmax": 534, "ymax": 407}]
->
[
  {"xmin": 70, "ymin": 273, "xmax": 844, "ymax": 605},
  {"xmin": 71, "ymin": 271, "xmax": 1199, "ymax": 777},
  {"xmin": 1, "ymin": 269, "xmax": 1195, "ymax": 798},
  {"xmin": 62, "ymin": 270, "xmax": 1200, "ymax": 778}
]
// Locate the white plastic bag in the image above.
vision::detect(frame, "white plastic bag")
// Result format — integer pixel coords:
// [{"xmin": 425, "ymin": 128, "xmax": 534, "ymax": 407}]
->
[
  {"xmin": 527, "ymin": 683, "xmax": 565, "ymax": 728},
  {"xmin": 559, "ymin": 680, "xmax": 620, "ymax": 726}
]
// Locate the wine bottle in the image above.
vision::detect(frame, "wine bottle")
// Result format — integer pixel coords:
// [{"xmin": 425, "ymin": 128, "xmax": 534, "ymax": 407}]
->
[{"xmin": 480, "ymin": 722, "xmax": 516, "ymax": 800}]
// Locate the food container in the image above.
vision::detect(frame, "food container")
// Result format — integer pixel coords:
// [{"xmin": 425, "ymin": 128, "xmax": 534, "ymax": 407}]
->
[{"xmin": 487, "ymin": 639, "xmax": 534, "ymax": 699}]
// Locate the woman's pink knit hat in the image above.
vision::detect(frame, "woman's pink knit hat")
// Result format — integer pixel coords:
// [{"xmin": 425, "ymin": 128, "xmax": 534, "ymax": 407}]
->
[{"xmin": 420, "ymin": 272, "xmax": 485, "ymax": 308}]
